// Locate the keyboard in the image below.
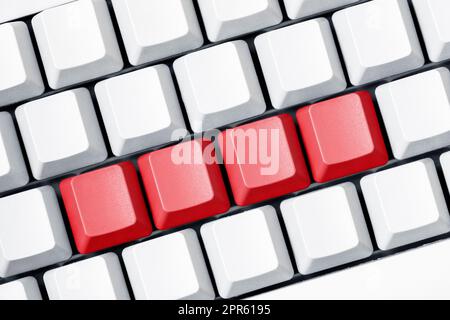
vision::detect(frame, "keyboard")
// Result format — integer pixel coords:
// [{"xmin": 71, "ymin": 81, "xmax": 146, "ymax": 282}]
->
[{"xmin": 1, "ymin": 0, "xmax": 450, "ymax": 300}]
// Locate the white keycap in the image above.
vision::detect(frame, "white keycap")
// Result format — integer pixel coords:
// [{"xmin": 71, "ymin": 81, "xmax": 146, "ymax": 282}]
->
[
  {"xmin": 361, "ymin": 159, "xmax": 450, "ymax": 251},
  {"xmin": 375, "ymin": 68, "xmax": 450, "ymax": 160},
  {"xmin": 413, "ymin": 0, "xmax": 450, "ymax": 62},
  {"xmin": 0, "ymin": 22, "xmax": 44, "ymax": 107},
  {"xmin": 197, "ymin": 0, "xmax": 282, "ymax": 42},
  {"xmin": 255, "ymin": 18, "xmax": 346, "ymax": 109},
  {"xmin": 16, "ymin": 88, "xmax": 107, "ymax": 180},
  {"xmin": 0, "ymin": 0, "xmax": 74, "ymax": 23},
  {"xmin": 441, "ymin": 152, "xmax": 450, "ymax": 191},
  {"xmin": 333, "ymin": 0, "xmax": 424, "ymax": 85},
  {"xmin": 123, "ymin": 229, "xmax": 215, "ymax": 300},
  {"xmin": 44, "ymin": 253, "xmax": 130, "ymax": 300},
  {"xmin": 0, "ymin": 186, "xmax": 72, "ymax": 278},
  {"xmin": 248, "ymin": 238, "xmax": 450, "ymax": 300},
  {"xmin": 0, "ymin": 112, "xmax": 29, "ymax": 193},
  {"xmin": 32, "ymin": 0, "xmax": 123, "ymax": 89},
  {"xmin": 283, "ymin": 0, "xmax": 360, "ymax": 20},
  {"xmin": 112, "ymin": 0, "xmax": 203, "ymax": 66},
  {"xmin": 174, "ymin": 41, "xmax": 266, "ymax": 133},
  {"xmin": 281, "ymin": 183, "xmax": 373, "ymax": 275},
  {"xmin": 95, "ymin": 65, "xmax": 187, "ymax": 156},
  {"xmin": 0, "ymin": 277, "xmax": 42, "ymax": 300},
  {"xmin": 201, "ymin": 205, "xmax": 293, "ymax": 298}
]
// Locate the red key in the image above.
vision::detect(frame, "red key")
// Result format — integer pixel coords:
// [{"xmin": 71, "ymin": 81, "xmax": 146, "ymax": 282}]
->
[
  {"xmin": 60, "ymin": 162, "xmax": 152, "ymax": 254},
  {"xmin": 297, "ymin": 91, "xmax": 388, "ymax": 183},
  {"xmin": 219, "ymin": 114, "xmax": 310, "ymax": 206},
  {"xmin": 138, "ymin": 138, "xmax": 230, "ymax": 230}
]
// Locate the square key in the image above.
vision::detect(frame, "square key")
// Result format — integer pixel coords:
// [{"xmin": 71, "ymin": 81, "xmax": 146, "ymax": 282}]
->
[
  {"xmin": 174, "ymin": 40, "xmax": 266, "ymax": 133},
  {"xmin": 16, "ymin": 88, "xmax": 107, "ymax": 180},
  {"xmin": 0, "ymin": 277, "xmax": 42, "ymax": 300},
  {"xmin": 283, "ymin": 0, "xmax": 360, "ymax": 20},
  {"xmin": 60, "ymin": 162, "xmax": 152, "ymax": 254}
]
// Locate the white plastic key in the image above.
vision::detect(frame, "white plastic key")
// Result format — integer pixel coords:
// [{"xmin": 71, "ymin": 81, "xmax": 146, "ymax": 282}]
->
[
  {"xmin": 16, "ymin": 88, "xmax": 107, "ymax": 180},
  {"xmin": 361, "ymin": 159, "xmax": 450, "ymax": 251},
  {"xmin": 283, "ymin": 0, "xmax": 360, "ymax": 20},
  {"xmin": 201, "ymin": 205, "xmax": 293, "ymax": 298},
  {"xmin": 413, "ymin": 0, "xmax": 450, "ymax": 62},
  {"xmin": 0, "ymin": 186, "xmax": 72, "ymax": 278},
  {"xmin": 197, "ymin": 0, "xmax": 282, "ymax": 42},
  {"xmin": 32, "ymin": 0, "xmax": 123, "ymax": 89},
  {"xmin": 95, "ymin": 65, "xmax": 187, "ymax": 156},
  {"xmin": 255, "ymin": 18, "xmax": 346, "ymax": 109},
  {"xmin": 0, "ymin": 277, "xmax": 42, "ymax": 300},
  {"xmin": 123, "ymin": 229, "xmax": 215, "ymax": 300},
  {"xmin": 333, "ymin": 0, "xmax": 424, "ymax": 85},
  {"xmin": 0, "ymin": 22, "xmax": 44, "ymax": 107},
  {"xmin": 281, "ymin": 183, "xmax": 373, "ymax": 275},
  {"xmin": 0, "ymin": 112, "xmax": 29, "ymax": 193},
  {"xmin": 440, "ymin": 152, "xmax": 450, "ymax": 191},
  {"xmin": 174, "ymin": 40, "xmax": 266, "ymax": 133},
  {"xmin": 375, "ymin": 68, "xmax": 450, "ymax": 160},
  {"xmin": 0, "ymin": 0, "xmax": 74, "ymax": 23},
  {"xmin": 44, "ymin": 253, "xmax": 130, "ymax": 300},
  {"xmin": 112, "ymin": 0, "xmax": 203, "ymax": 66}
]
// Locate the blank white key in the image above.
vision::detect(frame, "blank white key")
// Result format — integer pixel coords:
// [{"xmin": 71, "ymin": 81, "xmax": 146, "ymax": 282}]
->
[
  {"xmin": 255, "ymin": 18, "xmax": 346, "ymax": 109},
  {"xmin": 174, "ymin": 41, "xmax": 266, "ymax": 133},
  {"xmin": 112, "ymin": 0, "xmax": 203, "ymax": 66},
  {"xmin": 413, "ymin": 0, "xmax": 450, "ymax": 62},
  {"xmin": 361, "ymin": 159, "xmax": 450, "ymax": 251},
  {"xmin": 123, "ymin": 229, "xmax": 215, "ymax": 300},
  {"xmin": 95, "ymin": 65, "xmax": 187, "ymax": 156},
  {"xmin": 0, "ymin": 22, "xmax": 44, "ymax": 107},
  {"xmin": 333, "ymin": 0, "xmax": 424, "ymax": 85},
  {"xmin": 283, "ymin": 0, "xmax": 360, "ymax": 20},
  {"xmin": 375, "ymin": 68, "xmax": 450, "ymax": 160},
  {"xmin": 44, "ymin": 253, "xmax": 130, "ymax": 300},
  {"xmin": 0, "ymin": 186, "xmax": 72, "ymax": 278},
  {"xmin": 249, "ymin": 238, "xmax": 450, "ymax": 300},
  {"xmin": 441, "ymin": 152, "xmax": 450, "ymax": 191},
  {"xmin": 0, "ymin": 0, "xmax": 74, "ymax": 23},
  {"xmin": 16, "ymin": 88, "xmax": 107, "ymax": 180},
  {"xmin": 32, "ymin": 0, "xmax": 123, "ymax": 89},
  {"xmin": 0, "ymin": 277, "xmax": 42, "ymax": 300},
  {"xmin": 201, "ymin": 205, "xmax": 293, "ymax": 298},
  {"xmin": 197, "ymin": 0, "xmax": 282, "ymax": 42},
  {"xmin": 281, "ymin": 183, "xmax": 373, "ymax": 275},
  {"xmin": 0, "ymin": 112, "xmax": 29, "ymax": 193}
]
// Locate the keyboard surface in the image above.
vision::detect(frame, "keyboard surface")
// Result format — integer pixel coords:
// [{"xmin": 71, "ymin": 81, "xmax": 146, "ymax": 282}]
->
[{"xmin": 1, "ymin": 0, "xmax": 450, "ymax": 300}]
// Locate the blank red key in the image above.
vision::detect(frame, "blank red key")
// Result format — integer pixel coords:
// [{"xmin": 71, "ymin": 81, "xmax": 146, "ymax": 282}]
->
[
  {"xmin": 60, "ymin": 162, "xmax": 152, "ymax": 254},
  {"xmin": 219, "ymin": 114, "xmax": 310, "ymax": 206},
  {"xmin": 297, "ymin": 91, "xmax": 388, "ymax": 183},
  {"xmin": 138, "ymin": 138, "xmax": 230, "ymax": 230}
]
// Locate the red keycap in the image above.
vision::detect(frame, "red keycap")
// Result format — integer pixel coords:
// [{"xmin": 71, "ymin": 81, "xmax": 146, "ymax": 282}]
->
[
  {"xmin": 60, "ymin": 162, "xmax": 152, "ymax": 254},
  {"xmin": 219, "ymin": 114, "xmax": 310, "ymax": 206},
  {"xmin": 297, "ymin": 91, "xmax": 388, "ymax": 183},
  {"xmin": 138, "ymin": 138, "xmax": 230, "ymax": 230}
]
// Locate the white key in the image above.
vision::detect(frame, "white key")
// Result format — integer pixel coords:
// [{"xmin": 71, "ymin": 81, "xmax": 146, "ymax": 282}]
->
[
  {"xmin": 123, "ymin": 229, "xmax": 215, "ymax": 300},
  {"xmin": 375, "ymin": 68, "xmax": 450, "ymax": 160},
  {"xmin": 441, "ymin": 152, "xmax": 450, "ymax": 191},
  {"xmin": 112, "ymin": 0, "xmax": 203, "ymax": 66},
  {"xmin": 95, "ymin": 65, "xmax": 187, "ymax": 156},
  {"xmin": 281, "ymin": 183, "xmax": 373, "ymax": 275},
  {"xmin": 333, "ymin": 0, "xmax": 424, "ymax": 85},
  {"xmin": 255, "ymin": 18, "xmax": 346, "ymax": 109},
  {"xmin": 16, "ymin": 88, "xmax": 107, "ymax": 180},
  {"xmin": 0, "ymin": 22, "xmax": 44, "ymax": 107},
  {"xmin": 248, "ymin": 238, "xmax": 450, "ymax": 300},
  {"xmin": 0, "ymin": 0, "xmax": 74, "ymax": 23},
  {"xmin": 0, "ymin": 277, "xmax": 42, "ymax": 300},
  {"xmin": 32, "ymin": 0, "xmax": 123, "ymax": 89},
  {"xmin": 413, "ymin": 0, "xmax": 450, "ymax": 62},
  {"xmin": 283, "ymin": 0, "xmax": 360, "ymax": 20},
  {"xmin": 197, "ymin": 0, "xmax": 282, "ymax": 42},
  {"xmin": 0, "ymin": 186, "xmax": 72, "ymax": 278},
  {"xmin": 361, "ymin": 159, "xmax": 450, "ymax": 251},
  {"xmin": 0, "ymin": 112, "xmax": 29, "ymax": 193},
  {"xmin": 174, "ymin": 40, "xmax": 266, "ymax": 133},
  {"xmin": 44, "ymin": 253, "xmax": 130, "ymax": 300},
  {"xmin": 201, "ymin": 205, "xmax": 293, "ymax": 298}
]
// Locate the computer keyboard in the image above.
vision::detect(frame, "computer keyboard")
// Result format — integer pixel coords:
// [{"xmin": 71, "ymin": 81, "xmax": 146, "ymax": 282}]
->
[{"xmin": 1, "ymin": 0, "xmax": 450, "ymax": 301}]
